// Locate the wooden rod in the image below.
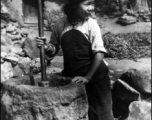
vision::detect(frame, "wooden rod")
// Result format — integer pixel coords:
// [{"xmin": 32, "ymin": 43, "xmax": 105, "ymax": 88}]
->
[{"xmin": 37, "ymin": 0, "xmax": 47, "ymax": 81}]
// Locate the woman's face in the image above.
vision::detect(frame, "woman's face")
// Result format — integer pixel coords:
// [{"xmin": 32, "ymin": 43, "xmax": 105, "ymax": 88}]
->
[{"xmin": 77, "ymin": 0, "xmax": 95, "ymax": 20}]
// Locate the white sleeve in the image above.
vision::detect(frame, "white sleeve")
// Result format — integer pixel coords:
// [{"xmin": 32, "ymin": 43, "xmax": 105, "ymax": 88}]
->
[{"xmin": 89, "ymin": 18, "xmax": 107, "ymax": 54}]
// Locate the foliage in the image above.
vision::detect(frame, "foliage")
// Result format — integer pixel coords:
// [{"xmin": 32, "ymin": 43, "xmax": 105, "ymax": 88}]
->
[
  {"xmin": 95, "ymin": 0, "xmax": 120, "ymax": 15},
  {"xmin": 103, "ymin": 32, "xmax": 151, "ymax": 60}
]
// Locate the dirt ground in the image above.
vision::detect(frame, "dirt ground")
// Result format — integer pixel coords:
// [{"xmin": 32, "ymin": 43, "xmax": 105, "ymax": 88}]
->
[{"xmin": 97, "ymin": 16, "xmax": 151, "ymax": 34}]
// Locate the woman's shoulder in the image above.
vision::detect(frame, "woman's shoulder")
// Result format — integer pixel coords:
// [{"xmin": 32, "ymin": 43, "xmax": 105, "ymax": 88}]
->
[
  {"xmin": 89, "ymin": 16, "xmax": 98, "ymax": 23},
  {"xmin": 87, "ymin": 17, "xmax": 99, "ymax": 29}
]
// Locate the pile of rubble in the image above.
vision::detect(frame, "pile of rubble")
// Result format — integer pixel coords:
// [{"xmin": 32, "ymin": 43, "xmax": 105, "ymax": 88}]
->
[
  {"xmin": 1, "ymin": 21, "xmax": 26, "ymax": 81},
  {"xmin": 0, "ymin": 20, "xmax": 51, "ymax": 83},
  {"xmin": 1, "ymin": 0, "xmax": 64, "ymax": 84}
]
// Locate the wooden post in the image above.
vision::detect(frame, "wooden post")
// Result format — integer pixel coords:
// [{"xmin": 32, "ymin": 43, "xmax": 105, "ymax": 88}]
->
[{"xmin": 37, "ymin": 0, "xmax": 47, "ymax": 82}]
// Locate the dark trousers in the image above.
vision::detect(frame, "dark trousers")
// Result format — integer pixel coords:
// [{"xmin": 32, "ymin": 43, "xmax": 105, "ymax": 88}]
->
[{"xmin": 86, "ymin": 60, "xmax": 114, "ymax": 120}]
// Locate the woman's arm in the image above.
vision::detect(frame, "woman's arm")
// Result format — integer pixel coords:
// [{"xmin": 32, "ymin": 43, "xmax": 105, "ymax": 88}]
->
[
  {"xmin": 72, "ymin": 52, "xmax": 105, "ymax": 84},
  {"xmin": 36, "ymin": 36, "xmax": 58, "ymax": 58},
  {"xmin": 84, "ymin": 52, "xmax": 104, "ymax": 81},
  {"xmin": 85, "ymin": 18, "xmax": 106, "ymax": 81},
  {"xmin": 45, "ymin": 22, "xmax": 60, "ymax": 58},
  {"xmin": 45, "ymin": 43, "xmax": 56, "ymax": 58}
]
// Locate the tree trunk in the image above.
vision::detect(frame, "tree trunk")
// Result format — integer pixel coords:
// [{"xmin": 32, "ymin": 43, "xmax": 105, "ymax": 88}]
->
[
  {"xmin": 119, "ymin": 0, "xmax": 122, "ymax": 11},
  {"xmin": 129, "ymin": 0, "xmax": 151, "ymax": 12}
]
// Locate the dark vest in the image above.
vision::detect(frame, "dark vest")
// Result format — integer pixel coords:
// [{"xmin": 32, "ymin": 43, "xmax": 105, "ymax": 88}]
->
[{"xmin": 61, "ymin": 29, "xmax": 93, "ymax": 77}]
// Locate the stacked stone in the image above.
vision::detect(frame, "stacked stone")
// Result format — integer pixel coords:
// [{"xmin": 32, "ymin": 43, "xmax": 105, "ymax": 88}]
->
[
  {"xmin": 0, "ymin": 21, "xmax": 60, "ymax": 83},
  {"xmin": 1, "ymin": 21, "xmax": 30, "ymax": 82}
]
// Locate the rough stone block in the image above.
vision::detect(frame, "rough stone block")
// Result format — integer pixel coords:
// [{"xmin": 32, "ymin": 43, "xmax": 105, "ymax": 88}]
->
[
  {"xmin": 12, "ymin": 65, "xmax": 24, "ymax": 78},
  {"xmin": 17, "ymin": 57, "xmax": 32, "ymax": 74},
  {"xmin": 1, "ymin": 61, "xmax": 14, "ymax": 82},
  {"xmin": 112, "ymin": 79, "xmax": 141, "ymax": 119},
  {"xmin": 1, "ymin": 75, "xmax": 88, "ymax": 120},
  {"xmin": 1, "ymin": 35, "xmax": 12, "ymax": 46},
  {"xmin": 120, "ymin": 68, "xmax": 151, "ymax": 94},
  {"xmin": 22, "ymin": 38, "xmax": 40, "ymax": 59},
  {"xmin": 112, "ymin": 79, "xmax": 141, "ymax": 103},
  {"xmin": 127, "ymin": 101, "xmax": 151, "ymax": 120},
  {"xmin": 117, "ymin": 14, "xmax": 137, "ymax": 25},
  {"xmin": 6, "ymin": 23, "xmax": 17, "ymax": 33}
]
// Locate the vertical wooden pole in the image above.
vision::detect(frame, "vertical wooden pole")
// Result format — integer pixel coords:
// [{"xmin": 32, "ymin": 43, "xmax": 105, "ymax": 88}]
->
[{"xmin": 37, "ymin": 0, "xmax": 47, "ymax": 82}]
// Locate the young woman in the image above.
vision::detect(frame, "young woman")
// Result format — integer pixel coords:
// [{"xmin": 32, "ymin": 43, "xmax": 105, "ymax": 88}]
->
[{"xmin": 36, "ymin": 0, "xmax": 114, "ymax": 120}]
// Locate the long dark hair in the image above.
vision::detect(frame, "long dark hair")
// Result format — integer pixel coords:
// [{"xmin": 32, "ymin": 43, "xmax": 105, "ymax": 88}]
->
[{"xmin": 63, "ymin": 0, "xmax": 86, "ymax": 25}]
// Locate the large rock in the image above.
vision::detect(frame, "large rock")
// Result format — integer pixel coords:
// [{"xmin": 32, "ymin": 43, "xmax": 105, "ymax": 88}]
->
[
  {"xmin": 1, "ymin": 45, "xmax": 11, "ymax": 55},
  {"xmin": 7, "ymin": 33, "xmax": 22, "ymax": 41},
  {"xmin": 112, "ymin": 79, "xmax": 141, "ymax": 103},
  {"xmin": 6, "ymin": 23, "xmax": 17, "ymax": 33},
  {"xmin": 22, "ymin": 38, "xmax": 40, "ymax": 59},
  {"xmin": 120, "ymin": 68, "xmax": 151, "ymax": 94},
  {"xmin": 1, "ymin": 75, "xmax": 88, "ymax": 120},
  {"xmin": 1, "ymin": 62, "xmax": 14, "ymax": 82},
  {"xmin": 12, "ymin": 65, "xmax": 24, "ymax": 78},
  {"xmin": 1, "ymin": 35, "xmax": 12, "ymax": 46},
  {"xmin": 117, "ymin": 14, "xmax": 137, "ymax": 25},
  {"xmin": 112, "ymin": 79, "xmax": 140, "ymax": 119},
  {"xmin": 1, "ymin": 37, "xmax": 24, "ymax": 58},
  {"xmin": 10, "ymin": 46, "xmax": 24, "ymax": 56},
  {"xmin": 2, "ymin": 54, "xmax": 19, "ymax": 66},
  {"xmin": 127, "ymin": 101, "xmax": 151, "ymax": 120},
  {"xmin": 17, "ymin": 57, "xmax": 32, "ymax": 74}
]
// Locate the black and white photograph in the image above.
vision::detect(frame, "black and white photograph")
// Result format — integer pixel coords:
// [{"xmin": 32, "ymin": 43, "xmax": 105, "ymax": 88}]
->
[{"xmin": 1, "ymin": 0, "xmax": 151, "ymax": 120}]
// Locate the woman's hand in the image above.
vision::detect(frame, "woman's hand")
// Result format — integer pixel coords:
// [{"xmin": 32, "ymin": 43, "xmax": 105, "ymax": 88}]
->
[
  {"xmin": 35, "ymin": 36, "xmax": 47, "ymax": 49},
  {"xmin": 72, "ymin": 76, "xmax": 89, "ymax": 84}
]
